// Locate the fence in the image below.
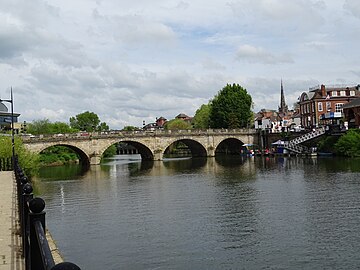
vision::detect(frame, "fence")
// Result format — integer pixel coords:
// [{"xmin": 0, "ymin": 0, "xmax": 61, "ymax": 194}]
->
[
  {"xmin": 0, "ymin": 157, "xmax": 12, "ymax": 171},
  {"xmin": 13, "ymin": 157, "xmax": 81, "ymax": 270}
]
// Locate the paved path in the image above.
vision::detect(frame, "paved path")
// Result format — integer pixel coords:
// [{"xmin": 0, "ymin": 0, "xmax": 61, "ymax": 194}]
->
[{"xmin": 0, "ymin": 171, "xmax": 24, "ymax": 270}]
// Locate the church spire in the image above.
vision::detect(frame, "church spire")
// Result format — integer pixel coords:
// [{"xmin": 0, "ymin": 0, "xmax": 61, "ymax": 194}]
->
[{"xmin": 279, "ymin": 79, "xmax": 288, "ymax": 114}]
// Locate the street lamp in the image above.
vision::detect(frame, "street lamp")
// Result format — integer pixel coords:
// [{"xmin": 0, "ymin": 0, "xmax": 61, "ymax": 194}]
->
[{"xmin": 0, "ymin": 88, "xmax": 15, "ymax": 167}]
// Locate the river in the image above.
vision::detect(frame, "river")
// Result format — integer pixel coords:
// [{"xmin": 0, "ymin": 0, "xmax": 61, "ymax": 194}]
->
[{"xmin": 34, "ymin": 155, "xmax": 360, "ymax": 270}]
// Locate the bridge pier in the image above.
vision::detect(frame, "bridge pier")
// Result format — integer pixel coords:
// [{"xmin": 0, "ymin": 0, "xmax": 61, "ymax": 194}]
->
[
  {"xmin": 153, "ymin": 151, "xmax": 163, "ymax": 161},
  {"xmin": 207, "ymin": 148, "xmax": 215, "ymax": 157},
  {"xmin": 90, "ymin": 154, "xmax": 102, "ymax": 165}
]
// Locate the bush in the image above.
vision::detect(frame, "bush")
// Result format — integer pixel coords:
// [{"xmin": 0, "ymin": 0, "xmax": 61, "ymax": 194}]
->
[
  {"xmin": 334, "ymin": 129, "xmax": 360, "ymax": 157},
  {"xmin": 39, "ymin": 146, "xmax": 79, "ymax": 165},
  {"xmin": 317, "ymin": 136, "xmax": 339, "ymax": 153},
  {"xmin": 0, "ymin": 136, "xmax": 39, "ymax": 177}
]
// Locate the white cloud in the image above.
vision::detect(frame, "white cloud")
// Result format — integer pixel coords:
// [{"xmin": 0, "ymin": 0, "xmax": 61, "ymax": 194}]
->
[
  {"xmin": 236, "ymin": 45, "xmax": 294, "ymax": 64},
  {"xmin": 344, "ymin": 0, "xmax": 360, "ymax": 18},
  {"xmin": 0, "ymin": 0, "xmax": 359, "ymax": 129}
]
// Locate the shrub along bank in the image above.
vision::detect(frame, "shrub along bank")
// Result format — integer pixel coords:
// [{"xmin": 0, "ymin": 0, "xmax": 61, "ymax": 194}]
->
[
  {"xmin": 316, "ymin": 129, "xmax": 360, "ymax": 157},
  {"xmin": 0, "ymin": 136, "xmax": 39, "ymax": 177}
]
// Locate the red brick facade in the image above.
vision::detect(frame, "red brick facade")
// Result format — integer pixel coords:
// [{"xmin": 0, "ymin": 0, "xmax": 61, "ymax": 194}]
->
[{"xmin": 298, "ymin": 84, "xmax": 360, "ymax": 128}]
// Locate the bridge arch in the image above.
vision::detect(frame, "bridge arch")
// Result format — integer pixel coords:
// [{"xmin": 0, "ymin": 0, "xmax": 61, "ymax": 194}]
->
[
  {"xmin": 163, "ymin": 138, "xmax": 208, "ymax": 159},
  {"xmin": 214, "ymin": 137, "xmax": 244, "ymax": 155},
  {"xmin": 99, "ymin": 139, "xmax": 154, "ymax": 161},
  {"xmin": 34, "ymin": 143, "xmax": 90, "ymax": 167}
]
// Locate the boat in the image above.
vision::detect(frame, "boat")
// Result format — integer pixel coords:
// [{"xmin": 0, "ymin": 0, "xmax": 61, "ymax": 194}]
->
[{"xmin": 317, "ymin": 152, "xmax": 333, "ymax": 156}]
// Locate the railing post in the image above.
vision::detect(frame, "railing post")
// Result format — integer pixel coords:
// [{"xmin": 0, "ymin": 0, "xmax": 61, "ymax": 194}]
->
[
  {"xmin": 22, "ymin": 183, "xmax": 33, "ymax": 263},
  {"xmin": 29, "ymin": 198, "xmax": 47, "ymax": 270},
  {"xmin": 51, "ymin": 262, "xmax": 81, "ymax": 270},
  {"xmin": 19, "ymin": 176, "xmax": 29, "ymax": 221}
]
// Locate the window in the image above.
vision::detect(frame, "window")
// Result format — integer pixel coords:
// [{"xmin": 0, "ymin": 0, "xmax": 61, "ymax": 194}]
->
[
  {"xmin": 335, "ymin": 103, "xmax": 344, "ymax": 113},
  {"xmin": 332, "ymin": 91, "xmax": 338, "ymax": 97},
  {"xmin": 350, "ymin": 90, "xmax": 355, "ymax": 96},
  {"xmin": 340, "ymin": 91, "xmax": 346, "ymax": 96},
  {"xmin": 318, "ymin": 102, "xmax": 323, "ymax": 112},
  {"xmin": 326, "ymin": 101, "xmax": 331, "ymax": 111}
]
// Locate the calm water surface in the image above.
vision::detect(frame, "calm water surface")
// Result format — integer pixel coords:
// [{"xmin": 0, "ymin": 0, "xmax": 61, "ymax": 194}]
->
[{"xmin": 34, "ymin": 155, "xmax": 360, "ymax": 270}]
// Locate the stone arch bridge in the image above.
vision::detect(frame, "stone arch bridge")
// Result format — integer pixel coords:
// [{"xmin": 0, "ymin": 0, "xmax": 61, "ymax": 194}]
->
[{"xmin": 22, "ymin": 129, "xmax": 258, "ymax": 165}]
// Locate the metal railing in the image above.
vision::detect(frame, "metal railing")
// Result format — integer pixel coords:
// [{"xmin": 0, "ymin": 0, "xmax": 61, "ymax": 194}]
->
[
  {"xmin": 0, "ymin": 157, "xmax": 12, "ymax": 171},
  {"xmin": 13, "ymin": 157, "xmax": 81, "ymax": 270},
  {"xmin": 283, "ymin": 127, "xmax": 325, "ymax": 154}
]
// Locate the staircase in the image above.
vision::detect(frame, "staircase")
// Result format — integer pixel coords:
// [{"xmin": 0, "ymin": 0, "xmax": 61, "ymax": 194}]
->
[{"xmin": 284, "ymin": 127, "xmax": 326, "ymax": 154}]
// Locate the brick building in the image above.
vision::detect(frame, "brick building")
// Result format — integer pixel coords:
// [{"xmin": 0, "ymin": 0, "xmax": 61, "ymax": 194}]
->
[
  {"xmin": 298, "ymin": 84, "xmax": 360, "ymax": 128},
  {"xmin": 343, "ymin": 98, "xmax": 360, "ymax": 128}
]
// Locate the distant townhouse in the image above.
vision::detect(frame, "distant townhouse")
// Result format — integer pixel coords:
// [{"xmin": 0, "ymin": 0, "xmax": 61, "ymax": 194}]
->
[
  {"xmin": 298, "ymin": 84, "xmax": 360, "ymax": 128},
  {"xmin": 254, "ymin": 109, "xmax": 281, "ymax": 132},
  {"xmin": 254, "ymin": 80, "xmax": 295, "ymax": 132},
  {"xmin": 143, "ymin": 116, "xmax": 167, "ymax": 130},
  {"xmin": 156, "ymin": 116, "xmax": 167, "ymax": 128},
  {"xmin": 175, "ymin": 113, "xmax": 192, "ymax": 124},
  {"xmin": 343, "ymin": 98, "xmax": 360, "ymax": 128}
]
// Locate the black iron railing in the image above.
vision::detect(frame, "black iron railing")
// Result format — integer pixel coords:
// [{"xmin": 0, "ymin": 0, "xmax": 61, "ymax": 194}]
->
[
  {"xmin": 0, "ymin": 157, "xmax": 12, "ymax": 171},
  {"xmin": 13, "ymin": 157, "xmax": 81, "ymax": 270}
]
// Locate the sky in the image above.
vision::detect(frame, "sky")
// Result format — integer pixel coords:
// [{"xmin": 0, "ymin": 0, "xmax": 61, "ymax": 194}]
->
[{"xmin": 1, "ymin": 0, "xmax": 360, "ymax": 129}]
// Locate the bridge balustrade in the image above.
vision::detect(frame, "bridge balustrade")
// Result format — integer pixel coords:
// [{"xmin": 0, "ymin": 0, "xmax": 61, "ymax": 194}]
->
[
  {"xmin": 13, "ymin": 157, "xmax": 81, "ymax": 270},
  {"xmin": 21, "ymin": 128, "xmax": 257, "ymax": 141}
]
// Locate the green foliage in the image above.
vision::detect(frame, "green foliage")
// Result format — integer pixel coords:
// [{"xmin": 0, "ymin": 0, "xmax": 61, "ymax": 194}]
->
[
  {"xmin": 51, "ymin": 122, "xmax": 77, "ymax": 133},
  {"xmin": 317, "ymin": 136, "xmax": 339, "ymax": 153},
  {"xmin": 164, "ymin": 119, "xmax": 192, "ymax": 130},
  {"xmin": 0, "ymin": 136, "xmax": 39, "ymax": 177},
  {"xmin": 103, "ymin": 145, "xmax": 117, "ymax": 158},
  {"xmin": 209, "ymin": 83, "xmax": 253, "ymax": 128},
  {"xmin": 192, "ymin": 104, "xmax": 211, "ymax": 129},
  {"xmin": 39, "ymin": 146, "xmax": 79, "ymax": 165},
  {"xmin": 27, "ymin": 119, "xmax": 77, "ymax": 135},
  {"xmin": 69, "ymin": 111, "xmax": 109, "ymax": 132},
  {"xmin": 70, "ymin": 111, "xmax": 101, "ymax": 132},
  {"xmin": 123, "ymin": 126, "xmax": 137, "ymax": 131},
  {"xmin": 27, "ymin": 119, "xmax": 52, "ymax": 134},
  {"xmin": 98, "ymin": 122, "xmax": 109, "ymax": 132},
  {"xmin": 334, "ymin": 129, "xmax": 360, "ymax": 157}
]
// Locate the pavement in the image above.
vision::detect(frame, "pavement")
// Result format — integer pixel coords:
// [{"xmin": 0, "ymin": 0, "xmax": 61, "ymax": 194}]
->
[{"xmin": 0, "ymin": 171, "xmax": 24, "ymax": 270}]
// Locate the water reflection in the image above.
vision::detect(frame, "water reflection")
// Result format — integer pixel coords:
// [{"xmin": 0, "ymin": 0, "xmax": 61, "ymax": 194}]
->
[{"xmin": 33, "ymin": 155, "xmax": 360, "ymax": 270}]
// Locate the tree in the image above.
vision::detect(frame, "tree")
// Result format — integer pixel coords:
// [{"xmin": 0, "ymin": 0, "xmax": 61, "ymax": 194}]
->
[
  {"xmin": 192, "ymin": 104, "xmax": 211, "ymax": 129},
  {"xmin": 50, "ymin": 122, "xmax": 77, "ymax": 134},
  {"xmin": 98, "ymin": 122, "xmax": 109, "ymax": 132},
  {"xmin": 27, "ymin": 119, "xmax": 52, "ymax": 134},
  {"xmin": 70, "ymin": 111, "xmax": 104, "ymax": 132},
  {"xmin": 164, "ymin": 119, "xmax": 192, "ymax": 130},
  {"xmin": 0, "ymin": 136, "xmax": 39, "ymax": 177},
  {"xmin": 123, "ymin": 126, "xmax": 137, "ymax": 131},
  {"xmin": 103, "ymin": 145, "xmax": 117, "ymax": 158},
  {"xmin": 334, "ymin": 129, "xmax": 360, "ymax": 157},
  {"xmin": 209, "ymin": 83, "xmax": 252, "ymax": 128},
  {"xmin": 27, "ymin": 119, "xmax": 76, "ymax": 134}
]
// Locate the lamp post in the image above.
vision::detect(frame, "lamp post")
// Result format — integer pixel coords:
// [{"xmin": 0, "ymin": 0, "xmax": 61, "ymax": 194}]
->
[{"xmin": 0, "ymin": 88, "xmax": 15, "ymax": 168}]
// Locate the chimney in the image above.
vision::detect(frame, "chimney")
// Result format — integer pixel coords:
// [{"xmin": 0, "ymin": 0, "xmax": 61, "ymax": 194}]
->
[{"xmin": 321, "ymin": 84, "xmax": 326, "ymax": 97}]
